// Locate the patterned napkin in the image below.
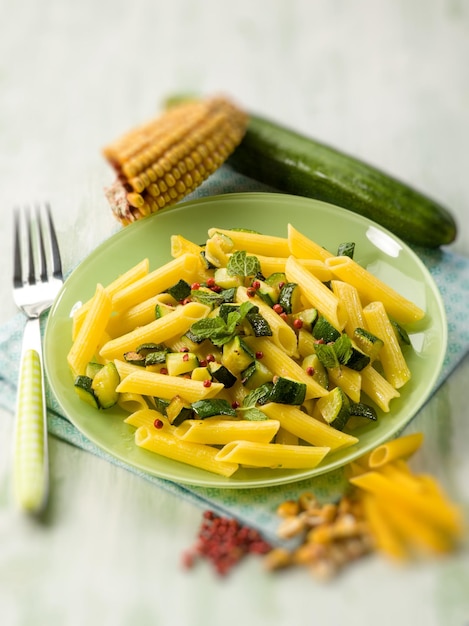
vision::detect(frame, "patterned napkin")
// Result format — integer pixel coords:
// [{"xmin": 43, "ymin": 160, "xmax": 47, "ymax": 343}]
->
[{"xmin": 1, "ymin": 166, "xmax": 468, "ymax": 545}]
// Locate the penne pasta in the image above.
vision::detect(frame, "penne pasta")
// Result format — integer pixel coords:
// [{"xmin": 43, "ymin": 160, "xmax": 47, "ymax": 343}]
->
[
  {"xmin": 215, "ymin": 440, "xmax": 330, "ymax": 469},
  {"xmin": 67, "ymin": 283, "xmax": 112, "ymax": 377},
  {"xmin": 135, "ymin": 426, "xmax": 239, "ymax": 477},
  {"xmin": 111, "ymin": 253, "xmax": 201, "ymax": 312},
  {"xmin": 330, "ymin": 280, "xmax": 366, "ymax": 336},
  {"xmin": 243, "ymin": 336, "xmax": 328, "ymax": 399},
  {"xmin": 99, "ymin": 301, "xmax": 210, "ymax": 361},
  {"xmin": 118, "ymin": 393, "xmax": 149, "ymax": 414},
  {"xmin": 106, "ymin": 292, "xmax": 177, "ymax": 338},
  {"xmin": 207, "ymin": 227, "xmax": 290, "ymax": 257},
  {"xmin": 325, "ymin": 255, "xmax": 425, "ymax": 325},
  {"xmin": 174, "ymin": 418, "xmax": 280, "ymax": 445},
  {"xmin": 72, "ymin": 259, "xmax": 149, "ymax": 340},
  {"xmin": 255, "ymin": 255, "xmax": 332, "ymax": 282},
  {"xmin": 124, "ymin": 408, "xmax": 172, "ymax": 430},
  {"xmin": 260, "ymin": 403, "xmax": 358, "ymax": 450},
  {"xmin": 285, "ymin": 256, "xmax": 347, "ymax": 330},
  {"xmin": 287, "ymin": 223, "xmax": 333, "ymax": 262},
  {"xmin": 363, "ymin": 301, "xmax": 411, "ymax": 389},
  {"xmin": 365, "ymin": 432, "xmax": 424, "ymax": 468},
  {"xmin": 116, "ymin": 369, "xmax": 224, "ymax": 402},
  {"xmin": 328, "ymin": 366, "xmax": 361, "ymax": 404},
  {"xmin": 361, "ymin": 365, "xmax": 400, "ymax": 412}
]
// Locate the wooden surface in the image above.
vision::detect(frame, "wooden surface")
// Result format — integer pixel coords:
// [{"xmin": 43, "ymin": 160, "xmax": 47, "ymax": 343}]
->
[{"xmin": 0, "ymin": 1, "xmax": 468, "ymax": 625}]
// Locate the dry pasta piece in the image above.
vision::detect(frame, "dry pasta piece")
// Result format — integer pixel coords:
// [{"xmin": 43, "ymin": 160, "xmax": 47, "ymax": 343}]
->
[
  {"xmin": 364, "ymin": 432, "xmax": 424, "ymax": 468},
  {"xmin": 99, "ymin": 301, "xmax": 210, "ymax": 361},
  {"xmin": 67, "ymin": 283, "xmax": 112, "ymax": 377},
  {"xmin": 359, "ymin": 491, "xmax": 408, "ymax": 560},
  {"xmin": 363, "ymin": 301, "xmax": 411, "ymax": 389},
  {"xmin": 135, "ymin": 426, "xmax": 239, "ymax": 477},
  {"xmin": 174, "ymin": 418, "xmax": 280, "ymax": 445},
  {"xmin": 285, "ymin": 256, "xmax": 347, "ymax": 331},
  {"xmin": 116, "ymin": 369, "xmax": 224, "ymax": 402},
  {"xmin": 325, "ymin": 255, "xmax": 425, "ymax": 325},
  {"xmin": 215, "ymin": 440, "xmax": 330, "ymax": 469},
  {"xmin": 260, "ymin": 403, "xmax": 358, "ymax": 451}
]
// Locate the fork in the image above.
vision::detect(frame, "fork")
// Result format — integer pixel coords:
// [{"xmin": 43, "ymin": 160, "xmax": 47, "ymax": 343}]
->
[{"xmin": 13, "ymin": 203, "xmax": 63, "ymax": 514}]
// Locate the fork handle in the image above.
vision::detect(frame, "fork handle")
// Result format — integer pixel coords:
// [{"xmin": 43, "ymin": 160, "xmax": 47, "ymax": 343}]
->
[{"xmin": 14, "ymin": 319, "xmax": 49, "ymax": 514}]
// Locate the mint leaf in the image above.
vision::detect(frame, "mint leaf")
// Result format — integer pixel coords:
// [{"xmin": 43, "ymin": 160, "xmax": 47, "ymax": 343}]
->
[
  {"xmin": 190, "ymin": 290, "xmax": 226, "ymax": 307},
  {"xmin": 334, "ymin": 334, "xmax": 353, "ymax": 365},
  {"xmin": 227, "ymin": 251, "xmax": 261, "ymax": 278},
  {"xmin": 314, "ymin": 343, "xmax": 340, "ymax": 368},
  {"xmin": 242, "ymin": 382, "xmax": 274, "ymax": 407},
  {"xmin": 237, "ymin": 406, "xmax": 268, "ymax": 421},
  {"xmin": 189, "ymin": 317, "xmax": 226, "ymax": 341}
]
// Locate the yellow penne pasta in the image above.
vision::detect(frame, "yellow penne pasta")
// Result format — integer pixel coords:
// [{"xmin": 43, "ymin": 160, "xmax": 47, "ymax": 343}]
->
[
  {"xmin": 113, "ymin": 359, "xmax": 143, "ymax": 380},
  {"xmin": 330, "ymin": 280, "xmax": 366, "ymax": 336},
  {"xmin": 72, "ymin": 259, "xmax": 149, "ymax": 340},
  {"xmin": 260, "ymin": 403, "xmax": 358, "ymax": 450},
  {"xmin": 325, "ymin": 255, "xmax": 425, "ymax": 324},
  {"xmin": 99, "ymin": 301, "xmax": 210, "ymax": 361},
  {"xmin": 328, "ymin": 366, "xmax": 362, "ymax": 403},
  {"xmin": 118, "ymin": 393, "xmax": 149, "ymax": 413},
  {"xmin": 106, "ymin": 292, "xmax": 177, "ymax": 338},
  {"xmin": 349, "ymin": 471, "xmax": 461, "ymax": 536},
  {"xmin": 365, "ymin": 432, "xmax": 424, "ymax": 468},
  {"xmin": 255, "ymin": 255, "xmax": 332, "ymax": 282},
  {"xmin": 236, "ymin": 286, "xmax": 298, "ymax": 357},
  {"xmin": 297, "ymin": 328, "xmax": 317, "ymax": 359},
  {"xmin": 361, "ymin": 365, "xmax": 400, "ymax": 412},
  {"xmin": 174, "ymin": 418, "xmax": 280, "ymax": 445},
  {"xmin": 275, "ymin": 426, "xmax": 299, "ymax": 445},
  {"xmin": 67, "ymin": 283, "xmax": 113, "ymax": 377},
  {"xmin": 363, "ymin": 301, "xmax": 411, "ymax": 389},
  {"xmin": 287, "ymin": 223, "xmax": 334, "ymax": 262},
  {"xmin": 285, "ymin": 256, "xmax": 347, "ymax": 330},
  {"xmin": 171, "ymin": 234, "xmax": 204, "ymax": 258},
  {"xmin": 243, "ymin": 336, "xmax": 328, "ymax": 399},
  {"xmin": 124, "ymin": 408, "xmax": 172, "ymax": 430},
  {"xmin": 207, "ymin": 227, "xmax": 290, "ymax": 257},
  {"xmin": 215, "ymin": 440, "xmax": 330, "ymax": 469},
  {"xmin": 116, "ymin": 369, "xmax": 224, "ymax": 402},
  {"xmin": 360, "ymin": 492, "xmax": 408, "ymax": 560},
  {"xmin": 111, "ymin": 253, "xmax": 201, "ymax": 312},
  {"xmin": 135, "ymin": 426, "xmax": 239, "ymax": 477}
]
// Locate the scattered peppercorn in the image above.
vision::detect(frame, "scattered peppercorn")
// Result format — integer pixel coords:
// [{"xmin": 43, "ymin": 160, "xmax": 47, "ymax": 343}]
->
[
  {"xmin": 255, "ymin": 351, "xmax": 264, "ymax": 360},
  {"xmin": 153, "ymin": 418, "xmax": 164, "ymax": 429},
  {"xmin": 293, "ymin": 318, "xmax": 303, "ymax": 329},
  {"xmin": 273, "ymin": 304, "xmax": 284, "ymax": 314},
  {"xmin": 182, "ymin": 511, "xmax": 272, "ymax": 577},
  {"xmin": 203, "ymin": 379, "xmax": 212, "ymax": 388}
]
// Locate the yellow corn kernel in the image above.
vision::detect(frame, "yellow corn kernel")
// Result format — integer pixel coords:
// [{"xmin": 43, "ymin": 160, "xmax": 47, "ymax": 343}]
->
[{"xmin": 103, "ymin": 96, "xmax": 248, "ymax": 224}]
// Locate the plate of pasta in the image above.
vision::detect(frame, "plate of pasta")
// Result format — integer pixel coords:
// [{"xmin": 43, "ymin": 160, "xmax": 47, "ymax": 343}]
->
[{"xmin": 44, "ymin": 193, "xmax": 447, "ymax": 488}]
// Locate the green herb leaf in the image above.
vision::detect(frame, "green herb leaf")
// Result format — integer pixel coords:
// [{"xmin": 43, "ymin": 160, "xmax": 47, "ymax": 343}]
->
[
  {"xmin": 227, "ymin": 250, "xmax": 261, "ymax": 278},
  {"xmin": 190, "ymin": 290, "xmax": 226, "ymax": 307},
  {"xmin": 314, "ymin": 343, "xmax": 340, "ymax": 368},
  {"xmin": 334, "ymin": 334, "xmax": 353, "ymax": 365},
  {"xmin": 242, "ymin": 382, "xmax": 274, "ymax": 408},
  {"xmin": 237, "ymin": 406, "xmax": 268, "ymax": 421}
]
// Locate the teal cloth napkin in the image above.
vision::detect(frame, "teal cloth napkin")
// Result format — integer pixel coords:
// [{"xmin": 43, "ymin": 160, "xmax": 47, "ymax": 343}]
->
[{"xmin": 1, "ymin": 166, "xmax": 469, "ymax": 545}]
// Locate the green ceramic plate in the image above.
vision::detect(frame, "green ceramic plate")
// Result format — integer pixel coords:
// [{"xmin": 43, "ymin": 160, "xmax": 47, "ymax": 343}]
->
[{"xmin": 44, "ymin": 193, "xmax": 447, "ymax": 488}]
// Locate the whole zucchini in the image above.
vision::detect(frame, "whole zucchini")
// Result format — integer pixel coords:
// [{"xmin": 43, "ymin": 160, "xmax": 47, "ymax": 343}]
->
[{"xmin": 228, "ymin": 115, "xmax": 457, "ymax": 248}]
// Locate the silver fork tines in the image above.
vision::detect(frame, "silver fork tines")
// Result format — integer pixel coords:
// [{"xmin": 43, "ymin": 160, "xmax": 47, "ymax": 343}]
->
[{"xmin": 12, "ymin": 203, "xmax": 63, "ymax": 515}]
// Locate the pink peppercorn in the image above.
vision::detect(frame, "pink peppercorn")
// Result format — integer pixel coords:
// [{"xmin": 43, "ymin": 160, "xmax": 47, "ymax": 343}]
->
[
  {"xmin": 246, "ymin": 287, "xmax": 256, "ymax": 297},
  {"xmin": 203, "ymin": 379, "xmax": 212, "ymax": 388},
  {"xmin": 293, "ymin": 318, "xmax": 303, "ymax": 329},
  {"xmin": 251, "ymin": 280, "xmax": 261, "ymax": 290},
  {"xmin": 273, "ymin": 303, "xmax": 283, "ymax": 314},
  {"xmin": 191, "ymin": 282, "xmax": 200, "ymax": 290},
  {"xmin": 306, "ymin": 366, "xmax": 316, "ymax": 376},
  {"xmin": 255, "ymin": 351, "xmax": 264, "ymax": 360},
  {"xmin": 182, "ymin": 511, "xmax": 272, "ymax": 576},
  {"xmin": 153, "ymin": 418, "xmax": 164, "ymax": 429},
  {"xmin": 206, "ymin": 277, "xmax": 216, "ymax": 288}
]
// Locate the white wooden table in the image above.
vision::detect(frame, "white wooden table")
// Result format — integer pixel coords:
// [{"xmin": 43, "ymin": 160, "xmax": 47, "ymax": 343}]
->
[{"xmin": 1, "ymin": 1, "xmax": 468, "ymax": 625}]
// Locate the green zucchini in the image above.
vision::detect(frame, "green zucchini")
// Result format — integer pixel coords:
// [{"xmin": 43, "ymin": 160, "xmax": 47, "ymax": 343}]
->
[
  {"xmin": 228, "ymin": 114, "xmax": 457, "ymax": 248},
  {"xmin": 91, "ymin": 362, "xmax": 120, "ymax": 409},
  {"xmin": 74, "ymin": 375, "xmax": 99, "ymax": 409},
  {"xmin": 316, "ymin": 387, "xmax": 351, "ymax": 431},
  {"xmin": 269, "ymin": 376, "xmax": 306, "ymax": 405}
]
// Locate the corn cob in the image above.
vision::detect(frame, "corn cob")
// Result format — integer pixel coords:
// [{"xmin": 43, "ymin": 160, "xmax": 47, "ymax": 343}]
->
[{"xmin": 103, "ymin": 96, "xmax": 248, "ymax": 225}]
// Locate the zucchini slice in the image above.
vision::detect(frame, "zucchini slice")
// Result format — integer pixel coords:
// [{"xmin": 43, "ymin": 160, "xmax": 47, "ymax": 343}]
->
[
  {"xmin": 353, "ymin": 327, "xmax": 384, "ymax": 361},
  {"xmin": 167, "ymin": 395, "xmax": 193, "ymax": 426},
  {"xmin": 312, "ymin": 316, "xmax": 341, "ymax": 343},
  {"xmin": 241, "ymin": 360, "xmax": 274, "ymax": 390},
  {"xmin": 74, "ymin": 375, "xmax": 99, "ymax": 409},
  {"xmin": 91, "ymin": 362, "xmax": 120, "ymax": 409},
  {"xmin": 221, "ymin": 336, "xmax": 255, "ymax": 375},
  {"xmin": 316, "ymin": 387, "xmax": 350, "ymax": 431},
  {"xmin": 269, "ymin": 376, "xmax": 306, "ymax": 405},
  {"xmin": 278, "ymin": 282, "xmax": 302, "ymax": 314}
]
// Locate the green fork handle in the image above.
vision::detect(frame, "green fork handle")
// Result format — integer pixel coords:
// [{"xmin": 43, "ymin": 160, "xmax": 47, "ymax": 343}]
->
[{"xmin": 14, "ymin": 319, "xmax": 49, "ymax": 514}]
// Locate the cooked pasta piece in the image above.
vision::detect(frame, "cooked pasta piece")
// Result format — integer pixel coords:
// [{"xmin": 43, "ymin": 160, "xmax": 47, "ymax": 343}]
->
[
  {"xmin": 67, "ymin": 283, "xmax": 112, "ymax": 377},
  {"xmin": 116, "ymin": 369, "xmax": 224, "ymax": 402},
  {"xmin": 361, "ymin": 365, "xmax": 400, "ymax": 412},
  {"xmin": 174, "ymin": 418, "xmax": 280, "ymax": 445},
  {"xmin": 325, "ymin": 255, "xmax": 425, "ymax": 325},
  {"xmin": 135, "ymin": 426, "xmax": 239, "ymax": 477},
  {"xmin": 207, "ymin": 227, "xmax": 290, "ymax": 257},
  {"xmin": 215, "ymin": 440, "xmax": 330, "ymax": 469},
  {"xmin": 287, "ymin": 224, "xmax": 333, "ymax": 262}
]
